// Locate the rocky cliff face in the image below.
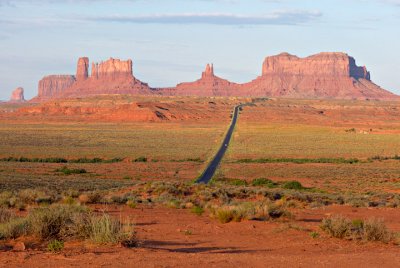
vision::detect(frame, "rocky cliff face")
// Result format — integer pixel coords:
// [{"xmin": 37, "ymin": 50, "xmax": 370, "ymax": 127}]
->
[
  {"xmin": 242, "ymin": 52, "xmax": 392, "ymax": 99},
  {"xmin": 33, "ymin": 57, "xmax": 150, "ymax": 101},
  {"xmin": 31, "ymin": 52, "xmax": 397, "ymax": 101},
  {"xmin": 63, "ymin": 58, "xmax": 149, "ymax": 97},
  {"xmin": 261, "ymin": 52, "xmax": 370, "ymax": 79},
  {"xmin": 36, "ymin": 75, "xmax": 76, "ymax": 100},
  {"xmin": 76, "ymin": 57, "xmax": 89, "ymax": 81},
  {"xmin": 9, "ymin": 87, "xmax": 26, "ymax": 102},
  {"xmin": 91, "ymin": 58, "xmax": 133, "ymax": 79}
]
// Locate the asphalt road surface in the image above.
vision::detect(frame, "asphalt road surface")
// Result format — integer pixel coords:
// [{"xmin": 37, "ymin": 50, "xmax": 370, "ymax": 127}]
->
[{"xmin": 196, "ymin": 104, "xmax": 242, "ymax": 184}]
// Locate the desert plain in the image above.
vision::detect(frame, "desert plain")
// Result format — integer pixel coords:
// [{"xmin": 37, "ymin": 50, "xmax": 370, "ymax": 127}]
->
[{"xmin": 0, "ymin": 95, "xmax": 400, "ymax": 267}]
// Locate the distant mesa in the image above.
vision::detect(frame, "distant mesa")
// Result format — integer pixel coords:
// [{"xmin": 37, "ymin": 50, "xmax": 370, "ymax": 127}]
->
[
  {"xmin": 9, "ymin": 87, "xmax": 26, "ymax": 103},
  {"xmin": 242, "ymin": 52, "xmax": 387, "ymax": 99},
  {"xmin": 30, "ymin": 52, "xmax": 398, "ymax": 101}
]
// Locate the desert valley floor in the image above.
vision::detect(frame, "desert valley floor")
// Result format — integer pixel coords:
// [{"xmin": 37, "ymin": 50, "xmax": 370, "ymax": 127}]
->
[{"xmin": 1, "ymin": 96, "xmax": 400, "ymax": 267}]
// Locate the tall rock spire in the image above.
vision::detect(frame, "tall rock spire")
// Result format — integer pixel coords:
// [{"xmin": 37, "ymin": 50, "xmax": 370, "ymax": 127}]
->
[
  {"xmin": 76, "ymin": 57, "xmax": 89, "ymax": 81},
  {"xmin": 202, "ymin": 63, "xmax": 214, "ymax": 78}
]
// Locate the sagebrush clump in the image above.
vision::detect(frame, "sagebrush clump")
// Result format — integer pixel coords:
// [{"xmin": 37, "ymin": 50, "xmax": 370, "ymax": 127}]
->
[{"xmin": 320, "ymin": 215, "xmax": 393, "ymax": 243}]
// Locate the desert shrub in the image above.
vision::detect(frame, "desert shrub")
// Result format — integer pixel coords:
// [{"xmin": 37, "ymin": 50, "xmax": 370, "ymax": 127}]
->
[
  {"xmin": 267, "ymin": 203, "xmax": 291, "ymax": 219},
  {"xmin": 123, "ymin": 176, "xmax": 132, "ymax": 180},
  {"xmin": 110, "ymin": 195, "xmax": 127, "ymax": 204},
  {"xmin": 55, "ymin": 166, "xmax": 87, "ymax": 175},
  {"xmin": 0, "ymin": 204, "xmax": 133, "ymax": 244},
  {"xmin": 231, "ymin": 203, "xmax": 255, "ymax": 222},
  {"xmin": 28, "ymin": 205, "xmax": 88, "ymax": 240},
  {"xmin": 0, "ymin": 217, "xmax": 28, "ymax": 239},
  {"xmin": 215, "ymin": 208, "xmax": 235, "ymax": 223},
  {"xmin": 252, "ymin": 178, "xmax": 277, "ymax": 188},
  {"xmin": 89, "ymin": 214, "xmax": 127, "ymax": 244},
  {"xmin": 18, "ymin": 189, "xmax": 48, "ymax": 204},
  {"xmin": 63, "ymin": 196, "xmax": 76, "ymax": 205},
  {"xmin": 191, "ymin": 206, "xmax": 204, "ymax": 216},
  {"xmin": 212, "ymin": 202, "xmax": 286, "ymax": 223},
  {"xmin": 134, "ymin": 157, "xmax": 147, "ymax": 163},
  {"xmin": 166, "ymin": 199, "xmax": 182, "ymax": 209},
  {"xmin": 126, "ymin": 200, "xmax": 137, "ymax": 209},
  {"xmin": 363, "ymin": 218, "xmax": 392, "ymax": 243},
  {"xmin": 345, "ymin": 196, "xmax": 368, "ymax": 207},
  {"xmin": 236, "ymin": 157, "xmax": 359, "ymax": 164},
  {"xmin": 310, "ymin": 231, "xmax": 320, "ymax": 239},
  {"xmin": 283, "ymin": 181, "xmax": 304, "ymax": 190},
  {"xmin": 0, "ymin": 191, "xmax": 14, "ymax": 207},
  {"xmin": 321, "ymin": 215, "xmax": 393, "ymax": 243},
  {"xmin": 320, "ymin": 215, "xmax": 352, "ymax": 239},
  {"xmin": 47, "ymin": 239, "xmax": 64, "ymax": 252},
  {"xmin": 121, "ymin": 233, "xmax": 139, "ymax": 248},
  {"xmin": 0, "ymin": 208, "xmax": 13, "ymax": 223},
  {"xmin": 80, "ymin": 191, "xmax": 103, "ymax": 204},
  {"xmin": 211, "ymin": 178, "xmax": 247, "ymax": 186},
  {"xmin": 173, "ymin": 158, "xmax": 203, "ymax": 163}
]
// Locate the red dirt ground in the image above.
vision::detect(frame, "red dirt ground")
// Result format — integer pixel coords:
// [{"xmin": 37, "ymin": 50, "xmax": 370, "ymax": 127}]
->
[{"xmin": 1, "ymin": 205, "xmax": 399, "ymax": 267}]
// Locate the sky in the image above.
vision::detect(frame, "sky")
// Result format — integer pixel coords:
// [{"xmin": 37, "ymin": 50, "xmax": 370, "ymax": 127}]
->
[{"xmin": 0, "ymin": 0, "xmax": 399, "ymax": 100}]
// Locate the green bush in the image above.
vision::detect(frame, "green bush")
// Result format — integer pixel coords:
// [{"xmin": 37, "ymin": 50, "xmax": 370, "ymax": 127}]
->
[
  {"xmin": 252, "ymin": 178, "xmax": 276, "ymax": 188},
  {"xmin": 211, "ymin": 178, "xmax": 247, "ymax": 186},
  {"xmin": 310, "ymin": 231, "xmax": 320, "ymax": 239},
  {"xmin": 134, "ymin": 157, "xmax": 147, "ymax": 163},
  {"xmin": 47, "ymin": 239, "xmax": 64, "ymax": 252},
  {"xmin": 191, "ymin": 206, "xmax": 204, "ymax": 216},
  {"xmin": 55, "ymin": 166, "xmax": 87, "ymax": 175},
  {"xmin": 283, "ymin": 181, "xmax": 304, "ymax": 190}
]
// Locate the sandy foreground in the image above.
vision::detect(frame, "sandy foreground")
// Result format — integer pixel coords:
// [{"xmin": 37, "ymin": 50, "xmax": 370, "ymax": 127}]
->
[{"xmin": 1, "ymin": 205, "xmax": 400, "ymax": 268}]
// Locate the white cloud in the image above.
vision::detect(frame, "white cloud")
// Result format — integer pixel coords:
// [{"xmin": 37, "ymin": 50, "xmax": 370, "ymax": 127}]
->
[{"xmin": 88, "ymin": 11, "xmax": 322, "ymax": 26}]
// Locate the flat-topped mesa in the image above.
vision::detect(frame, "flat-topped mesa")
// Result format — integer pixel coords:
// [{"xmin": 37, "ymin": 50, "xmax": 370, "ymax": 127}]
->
[
  {"xmin": 37, "ymin": 75, "xmax": 76, "ymax": 99},
  {"xmin": 262, "ymin": 52, "xmax": 371, "ymax": 80},
  {"xmin": 76, "ymin": 57, "xmax": 89, "ymax": 81},
  {"xmin": 91, "ymin": 58, "xmax": 133, "ymax": 80},
  {"xmin": 243, "ymin": 52, "xmax": 396, "ymax": 100},
  {"xmin": 9, "ymin": 87, "xmax": 26, "ymax": 102}
]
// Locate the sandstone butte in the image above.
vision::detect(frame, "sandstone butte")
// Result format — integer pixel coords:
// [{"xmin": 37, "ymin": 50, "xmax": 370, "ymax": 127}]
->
[
  {"xmin": 9, "ymin": 87, "xmax": 26, "ymax": 102},
  {"xmin": 30, "ymin": 52, "xmax": 398, "ymax": 101}
]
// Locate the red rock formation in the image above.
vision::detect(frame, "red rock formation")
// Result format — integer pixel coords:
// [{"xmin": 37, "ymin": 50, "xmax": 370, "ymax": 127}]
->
[
  {"xmin": 76, "ymin": 57, "xmax": 89, "ymax": 81},
  {"xmin": 91, "ymin": 58, "xmax": 133, "ymax": 80},
  {"xmin": 35, "ymin": 75, "xmax": 76, "ymax": 101},
  {"xmin": 63, "ymin": 58, "xmax": 149, "ymax": 97},
  {"xmin": 242, "ymin": 52, "xmax": 394, "ymax": 99},
  {"xmin": 32, "ymin": 57, "xmax": 151, "ymax": 101},
  {"xmin": 9, "ymin": 87, "xmax": 26, "ymax": 102},
  {"xmin": 30, "ymin": 52, "xmax": 397, "ymax": 101},
  {"xmin": 171, "ymin": 64, "xmax": 239, "ymax": 96},
  {"xmin": 261, "ymin": 52, "xmax": 370, "ymax": 79}
]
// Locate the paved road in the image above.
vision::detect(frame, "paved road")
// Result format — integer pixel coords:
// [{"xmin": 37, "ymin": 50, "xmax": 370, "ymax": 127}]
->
[{"xmin": 196, "ymin": 104, "xmax": 242, "ymax": 184}]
